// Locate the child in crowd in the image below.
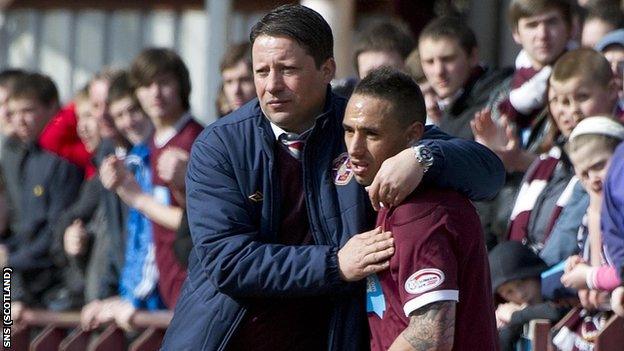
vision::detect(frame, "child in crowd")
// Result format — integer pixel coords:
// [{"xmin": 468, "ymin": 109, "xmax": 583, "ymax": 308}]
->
[
  {"xmin": 508, "ymin": 49, "xmax": 619, "ymax": 261},
  {"xmin": 552, "ymin": 119, "xmax": 624, "ymax": 351},
  {"xmin": 595, "ymin": 29, "xmax": 624, "ymax": 110},
  {"xmin": 490, "ymin": 241, "xmax": 570, "ymax": 351},
  {"xmin": 49, "ymin": 87, "xmax": 105, "ymax": 310},
  {"xmin": 561, "ymin": 117, "xmax": 624, "ymax": 296},
  {"xmin": 0, "ymin": 72, "xmax": 83, "ymax": 317},
  {"xmin": 80, "ymin": 72, "xmax": 163, "ymax": 331}
]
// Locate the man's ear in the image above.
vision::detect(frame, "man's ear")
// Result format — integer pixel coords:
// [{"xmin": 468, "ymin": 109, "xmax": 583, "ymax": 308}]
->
[
  {"xmin": 406, "ymin": 121, "xmax": 425, "ymax": 144},
  {"xmin": 608, "ymin": 78, "xmax": 620, "ymax": 106},
  {"xmin": 512, "ymin": 27, "xmax": 522, "ymax": 46},
  {"xmin": 320, "ymin": 58, "xmax": 336, "ymax": 83},
  {"xmin": 469, "ymin": 47, "xmax": 479, "ymax": 67}
]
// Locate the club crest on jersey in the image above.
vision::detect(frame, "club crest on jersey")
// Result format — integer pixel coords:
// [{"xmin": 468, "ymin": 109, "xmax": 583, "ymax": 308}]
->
[
  {"xmin": 332, "ymin": 152, "xmax": 354, "ymax": 186},
  {"xmin": 404, "ymin": 268, "xmax": 445, "ymax": 295}
]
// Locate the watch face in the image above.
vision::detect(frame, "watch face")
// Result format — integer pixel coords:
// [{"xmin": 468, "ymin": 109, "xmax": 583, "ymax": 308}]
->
[{"xmin": 420, "ymin": 147, "xmax": 433, "ymax": 162}]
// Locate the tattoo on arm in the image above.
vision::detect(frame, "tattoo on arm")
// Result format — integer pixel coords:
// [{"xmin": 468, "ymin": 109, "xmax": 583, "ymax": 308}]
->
[{"xmin": 402, "ymin": 300, "xmax": 456, "ymax": 351}]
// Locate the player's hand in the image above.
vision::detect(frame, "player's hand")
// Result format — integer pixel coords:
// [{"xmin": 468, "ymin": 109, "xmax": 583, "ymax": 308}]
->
[
  {"xmin": 337, "ymin": 227, "xmax": 394, "ymax": 282},
  {"xmin": 367, "ymin": 149, "xmax": 424, "ymax": 211},
  {"xmin": 157, "ymin": 147, "xmax": 189, "ymax": 191}
]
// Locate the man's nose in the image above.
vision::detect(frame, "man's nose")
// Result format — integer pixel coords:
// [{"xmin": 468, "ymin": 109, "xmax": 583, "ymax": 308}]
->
[
  {"xmin": 347, "ymin": 133, "xmax": 365, "ymax": 156},
  {"xmin": 265, "ymin": 71, "xmax": 284, "ymax": 94}
]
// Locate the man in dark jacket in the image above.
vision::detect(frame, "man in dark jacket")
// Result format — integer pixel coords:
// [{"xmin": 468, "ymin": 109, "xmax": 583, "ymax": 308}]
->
[
  {"xmin": 163, "ymin": 4, "xmax": 505, "ymax": 351},
  {"xmin": 419, "ymin": 16, "xmax": 512, "ymax": 140}
]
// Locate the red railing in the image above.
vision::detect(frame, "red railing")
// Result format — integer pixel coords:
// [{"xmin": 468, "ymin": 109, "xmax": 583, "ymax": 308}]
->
[
  {"xmin": 530, "ymin": 307, "xmax": 624, "ymax": 351},
  {"xmin": 1, "ymin": 309, "xmax": 172, "ymax": 351}
]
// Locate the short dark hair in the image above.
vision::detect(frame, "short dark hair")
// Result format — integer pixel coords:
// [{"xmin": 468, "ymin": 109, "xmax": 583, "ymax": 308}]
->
[
  {"xmin": 107, "ymin": 71, "xmax": 139, "ymax": 107},
  {"xmin": 352, "ymin": 66, "xmax": 426, "ymax": 126},
  {"xmin": 584, "ymin": 0, "xmax": 624, "ymax": 28},
  {"xmin": 220, "ymin": 42, "xmax": 252, "ymax": 73},
  {"xmin": 353, "ymin": 19, "xmax": 415, "ymax": 72},
  {"xmin": 9, "ymin": 72, "xmax": 59, "ymax": 109},
  {"xmin": 0, "ymin": 69, "xmax": 27, "ymax": 89},
  {"xmin": 250, "ymin": 4, "xmax": 333, "ymax": 68},
  {"xmin": 419, "ymin": 16, "xmax": 477, "ymax": 56},
  {"xmin": 129, "ymin": 47, "xmax": 191, "ymax": 110},
  {"xmin": 508, "ymin": 0, "xmax": 575, "ymax": 30}
]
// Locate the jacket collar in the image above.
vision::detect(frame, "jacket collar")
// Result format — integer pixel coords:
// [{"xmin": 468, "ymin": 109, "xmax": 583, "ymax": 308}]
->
[{"xmin": 258, "ymin": 86, "xmax": 337, "ymax": 141}]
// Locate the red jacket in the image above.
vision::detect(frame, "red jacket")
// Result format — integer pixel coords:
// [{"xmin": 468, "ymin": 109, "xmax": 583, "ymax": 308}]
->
[{"xmin": 39, "ymin": 102, "xmax": 96, "ymax": 179}]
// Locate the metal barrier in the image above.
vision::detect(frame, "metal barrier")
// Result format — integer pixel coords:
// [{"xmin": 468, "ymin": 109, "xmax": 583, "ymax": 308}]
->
[{"xmin": 1, "ymin": 309, "xmax": 172, "ymax": 351}]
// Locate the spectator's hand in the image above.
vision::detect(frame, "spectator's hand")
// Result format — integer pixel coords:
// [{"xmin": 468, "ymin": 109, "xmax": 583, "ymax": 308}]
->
[
  {"xmin": 0, "ymin": 244, "xmax": 8, "ymax": 267},
  {"xmin": 471, "ymin": 108, "xmax": 508, "ymax": 151},
  {"xmin": 587, "ymin": 186, "xmax": 603, "ymax": 213},
  {"xmin": 367, "ymin": 148, "xmax": 424, "ymax": 211},
  {"xmin": 112, "ymin": 300, "xmax": 137, "ymax": 331},
  {"xmin": 495, "ymin": 302, "xmax": 524, "ymax": 328},
  {"xmin": 561, "ymin": 262, "xmax": 591, "ymax": 290},
  {"xmin": 588, "ymin": 290, "xmax": 610, "ymax": 311},
  {"xmin": 81, "ymin": 299, "xmax": 103, "ymax": 330},
  {"xmin": 564, "ymin": 255, "xmax": 584, "ymax": 273},
  {"xmin": 337, "ymin": 227, "xmax": 393, "ymax": 282},
  {"xmin": 611, "ymin": 286, "xmax": 624, "ymax": 317},
  {"xmin": 114, "ymin": 174, "xmax": 143, "ymax": 209},
  {"xmin": 94, "ymin": 297, "xmax": 121, "ymax": 327},
  {"xmin": 99, "ymin": 156, "xmax": 126, "ymax": 191},
  {"xmin": 100, "ymin": 157, "xmax": 143, "ymax": 208},
  {"xmin": 157, "ymin": 147, "xmax": 189, "ymax": 191},
  {"xmin": 63, "ymin": 220, "xmax": 88, "ymax": 256},
  {"xmin": 11, "ymin": 301, "xmax": 25, "ymax": 325},
  {"xmin": 578, "ymin": 289, "xmax": 591, "ymax": 309},
  {"xmin": 471, "ymin": 110, "xmax": 534, "ymax": 172}
]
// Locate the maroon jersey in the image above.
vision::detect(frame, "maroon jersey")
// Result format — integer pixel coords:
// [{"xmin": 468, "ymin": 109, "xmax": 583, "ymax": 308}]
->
[
  {"xmin": 149, "ymin": 115, "xmax": 203, "ymax": 308},
  {"xmin": 367, "ymin": 188, "xmax": 498, "ymax": 351}
]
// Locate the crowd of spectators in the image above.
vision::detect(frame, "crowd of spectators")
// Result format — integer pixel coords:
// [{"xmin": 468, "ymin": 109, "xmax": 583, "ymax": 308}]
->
[{"xmin": 1, "ymin": 0, "xmax": 624, "ymax": 349}]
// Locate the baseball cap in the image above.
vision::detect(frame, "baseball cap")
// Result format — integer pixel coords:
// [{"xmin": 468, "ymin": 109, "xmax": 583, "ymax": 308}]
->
[
  {"xmin": 595, "ymin": 29, "xmax": 624, "ymax": 52},
  {"xmin": 569, "ymin": 116, "xmax": 624, "ymax": 142},
  {"xmin": 489, "ymin": 241, "xmax": 548, "ymax": 292}
]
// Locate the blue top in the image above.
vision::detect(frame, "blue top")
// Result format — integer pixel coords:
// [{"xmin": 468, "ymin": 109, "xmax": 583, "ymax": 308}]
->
[{"xmin": 119, "ymin": 143, "xmax": 164, "ymax": 310}]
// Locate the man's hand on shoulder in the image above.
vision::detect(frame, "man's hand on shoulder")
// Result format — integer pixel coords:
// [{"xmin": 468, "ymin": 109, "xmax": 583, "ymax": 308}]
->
[
  {"xmin": 367, "ymin": 149, "xmax": 424, "ymax": 211},
  {"xmin": 337, "ymin": 227, "xmax": 394, "ymax": 282}
]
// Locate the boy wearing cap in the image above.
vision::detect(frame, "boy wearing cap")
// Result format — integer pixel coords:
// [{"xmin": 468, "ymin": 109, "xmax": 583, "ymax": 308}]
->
[
  {"xmin": 344, "ymin": 67, "xmax": 497, "ymax": 351},
  {"xmin": 561, "ymin": 117, "xmax": 624, "ymax": 297},
  {"xmin": 489, "ymin": 241, "xmax": 570, "ymax": 351},
  {"xmin": 595, "ymin": 28, "xmax": 624, "ymax": 112}
]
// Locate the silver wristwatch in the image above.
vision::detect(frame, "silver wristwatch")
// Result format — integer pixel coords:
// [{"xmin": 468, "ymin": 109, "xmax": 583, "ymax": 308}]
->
[{"xmin": 412, "ymin": 145, "xmax": 434, "ymax": 174}]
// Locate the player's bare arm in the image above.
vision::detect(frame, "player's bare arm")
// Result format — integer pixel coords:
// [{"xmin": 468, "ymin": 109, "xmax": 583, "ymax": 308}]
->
[{"xmin": 388, "ymin": 300, "xmax": 456, "ymax": 351}]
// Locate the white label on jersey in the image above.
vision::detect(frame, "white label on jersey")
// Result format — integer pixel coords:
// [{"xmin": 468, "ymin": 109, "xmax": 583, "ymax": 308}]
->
[{"xmin": 404, "ymin": 268, "xmax": 445, "ymax": 295}]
